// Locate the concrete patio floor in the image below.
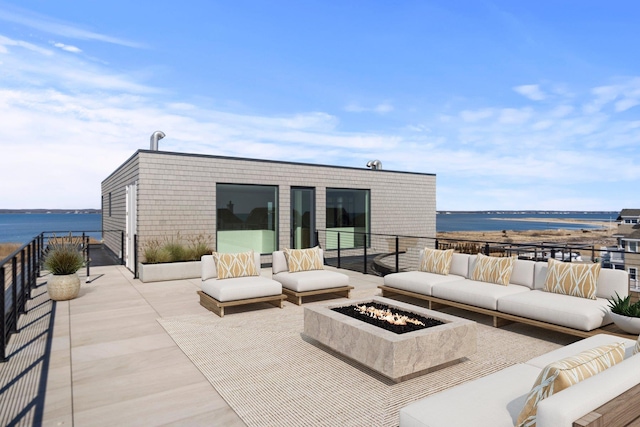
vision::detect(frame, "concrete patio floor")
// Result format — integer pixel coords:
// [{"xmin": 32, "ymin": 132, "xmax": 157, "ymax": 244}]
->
[{"xmin": 1, "ymin": 264, "xmax": 384, "ymax": 426}]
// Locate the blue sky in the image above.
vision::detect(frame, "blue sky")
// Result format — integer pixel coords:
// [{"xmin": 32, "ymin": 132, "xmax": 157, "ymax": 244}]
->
[{"xmin": 0, "ymin": 1, "xmax": 638, "ymax": 210}]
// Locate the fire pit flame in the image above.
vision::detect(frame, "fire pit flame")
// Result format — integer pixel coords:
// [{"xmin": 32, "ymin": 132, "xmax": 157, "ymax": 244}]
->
[{"xmin": 354, "ymin": 304, "xmax": 425, "ymax": 326}]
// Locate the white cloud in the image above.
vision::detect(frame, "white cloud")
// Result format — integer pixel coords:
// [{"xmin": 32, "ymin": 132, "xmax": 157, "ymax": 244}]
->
[
  {"xmin": 514, "ymin": 84, "xmax": 546, "ymax": 101},
  {"xmin": 0, "ymin": 6, "xmax": 143, "ymax": 48},
  {"xmin": 53, "ymin": 42, "xmax": 81, "ymax": 53},
  {"xmin": 498, "ymin": 107, "xmax": 532, "ymax": 124},
  {"xmin": 459, "ymin": 108, "xmax": 493, "ymax": 122},
  {"xmin": 345, "ymin": 102, "xmax": 394, "ymax": 114}
]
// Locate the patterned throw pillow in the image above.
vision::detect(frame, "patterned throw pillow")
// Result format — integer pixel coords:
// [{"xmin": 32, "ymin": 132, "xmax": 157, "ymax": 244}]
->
[
  {"xmin": 284, "ymin": 247, "xmax": 324, "ymax": 273},
  {"xmin": 543, "ymin": 258, "xmax": 601, "ymax": 300},
  {"xmin": 419, "ymin": 248, "xmax": 454, "ymax": 275},
  {"xmin": 213, "ymin": 251, "xmax": 258, "ymax": 279},
  {"xmin": 516, "ymin": 342, "xmax": 625, "ymax": 427},
  {"xmin": 470, "ymin": 253, "xmax": 515, "ymax": 286}
]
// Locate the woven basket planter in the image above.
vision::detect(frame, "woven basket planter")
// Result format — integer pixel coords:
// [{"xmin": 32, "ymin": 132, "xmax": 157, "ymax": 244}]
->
[{"xmin": 48, "ymin": 273, "xmax": 81, "ymax": 301}]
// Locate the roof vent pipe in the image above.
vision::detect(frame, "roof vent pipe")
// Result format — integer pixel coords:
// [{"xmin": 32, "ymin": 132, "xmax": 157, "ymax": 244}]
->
[
  {"xmin": 150, "ymin": 131, "xmax": 166, "ymax": 151},
  {"xmin": 366, "ymin": 160, "xmax": 382, "ymax": 170}
]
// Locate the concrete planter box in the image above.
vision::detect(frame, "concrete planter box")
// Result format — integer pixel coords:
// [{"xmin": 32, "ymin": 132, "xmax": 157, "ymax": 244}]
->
[{"xmin": 138, "ymin": 261, "xmax": 201, "ymax": 283}]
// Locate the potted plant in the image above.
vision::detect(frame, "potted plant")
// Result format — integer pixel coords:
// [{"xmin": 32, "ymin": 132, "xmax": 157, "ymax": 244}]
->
[
  {"xmin": 44, "ymin": 235, "xmax": 85, "ymax": 301},
  {"xmin": 607, "ymin": 292, "xmax": 640, "ymax": 334}
]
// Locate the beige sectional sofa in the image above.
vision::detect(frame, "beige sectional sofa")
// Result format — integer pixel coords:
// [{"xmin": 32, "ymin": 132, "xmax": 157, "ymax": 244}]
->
[
  {"xmin": 400, "ymin": 333, "xmax": 640, "ymax": 427},
  {"xmin": 380, "ymin": 251, "xmax": 630, "ymax": 336}
]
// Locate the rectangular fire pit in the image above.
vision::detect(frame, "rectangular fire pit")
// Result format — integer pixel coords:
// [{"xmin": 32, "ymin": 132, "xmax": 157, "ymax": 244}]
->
[{"xmin": 303, "ymin": 296, "xmax": 477, "ymax": 382}]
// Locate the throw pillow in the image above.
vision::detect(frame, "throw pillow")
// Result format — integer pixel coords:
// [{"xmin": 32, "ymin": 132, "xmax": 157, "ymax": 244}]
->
[
  {"xmin": 516, "ymin": 342, "xmax": 625, "ymax": 427},
  {"xmin": 470, "ymin": 253, "xmax": 515, "ymax": 286},
  {"xmin": 543, "ymin": 258, "xmax": 601, "ymax": 300},
  {"xmin": 213, "ymin": 251, "xmax": 258, "ymax": 279},
  {"xmin": 284, "ymin": 246, "xmax": 324, "ymax": 273},
  {"xmin": 635, "ymin": 336, "xmax": 640, "ymax": 355},
  {"xmin": 419, "ymin": 248, "xmax": 454, "ymax": 275}
]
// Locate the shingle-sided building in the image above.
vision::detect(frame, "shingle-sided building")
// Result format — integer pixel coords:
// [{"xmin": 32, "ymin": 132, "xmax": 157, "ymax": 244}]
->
[{"xmin": 101, "ymin": 149, "xmax": 436, "ymax": 271}]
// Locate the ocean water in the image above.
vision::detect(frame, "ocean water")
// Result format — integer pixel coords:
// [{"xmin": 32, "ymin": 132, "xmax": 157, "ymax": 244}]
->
[
  {"xmin": 436, "ymin": 212, "xmax": 618, "ymax": 232},
  {"xmin": 0, "ymin": 211, "xmax": 618, "ymax": 244},
  {"xmin": 0, "ymin": 213, "xmax": 102, "ymax": 243}
]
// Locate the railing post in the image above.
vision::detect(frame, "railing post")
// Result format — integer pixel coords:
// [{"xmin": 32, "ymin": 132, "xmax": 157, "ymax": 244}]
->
[
  {"xmin": 484, "ymin": 243, "xmax": 490, "ymax": 256},
  {"xmin": 20, "ymin": 249, "xmax": 26, "ymax": 314},
  {"xmin": 395, "ymin": 236, "xmax": 399, "ymax": 273},
  {"xmin": 11, "ymin": 257, "xmax": 18, "ymax": 334},
  {"xmin": 27, "ymin": 244, "xmax": 33, "ymax": 298},
  {"xmin": 1, "ymin": 266, "xmax": 6, "ymax": 362},
  {"xmin": 435, "ymin": 239, "xmax": 439, "ymax": 250},
  {"xmin": 314, "ymin": 230, "xmax": 319, "ymax": 248},
  {"xmin": 86, "ymin": 235, "xmax": 91, "ymax": 279},
  {"xmin": 363, "ymin": 234, "xmax": 368, "ymax": 275},
  {"xmin": 337, "ymin": 233, "xmax": 341, "ymax": 269}
]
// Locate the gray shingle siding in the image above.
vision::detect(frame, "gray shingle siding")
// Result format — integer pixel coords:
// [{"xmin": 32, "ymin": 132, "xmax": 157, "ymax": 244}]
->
[{"xmin": 102, "ymin": 150, "xmax": 436, "ymax": 268}]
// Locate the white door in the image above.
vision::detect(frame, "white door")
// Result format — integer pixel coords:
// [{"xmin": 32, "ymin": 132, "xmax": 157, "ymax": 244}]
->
[{"xmin": 125, "ymin": 182, "xmax": 137, "ymax": 270}]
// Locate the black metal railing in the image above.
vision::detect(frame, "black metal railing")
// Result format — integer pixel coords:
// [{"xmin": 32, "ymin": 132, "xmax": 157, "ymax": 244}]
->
[
  {"xmin": 1, "ymin": 234, "xmax": 43, "ymax": 362},
  {"xmin": 1, "ymin": 229, "xmax": 125, "ymax": 362},
  {"xmin": 315, "ymin": 229, "xmax": 630, "ymax": 279}
]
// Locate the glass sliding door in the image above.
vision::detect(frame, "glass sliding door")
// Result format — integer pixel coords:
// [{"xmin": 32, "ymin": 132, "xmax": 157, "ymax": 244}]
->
[
  {"xmin": 216, "ymin": 184, "xmax": 278, "ymax": 254},
  {"xmin": 291, "ymin": 187, "xmax": 315, "ymax": 249},
  {"xmin": 326, "ymin": 188, "xmax": 370, "ymax": 249}
]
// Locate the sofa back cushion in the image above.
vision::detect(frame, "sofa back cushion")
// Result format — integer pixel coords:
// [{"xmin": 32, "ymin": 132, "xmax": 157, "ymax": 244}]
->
[
  {"xmin": 543, "ymin": 258, "xmax": 601, "ymax": 300},
  {"xmin": 450, "ymin": 253, "xmax": 470, "ymax": 277},
  {"xmin": 272, "ymin": 251, "xmax": 288, "ymax": 274},
  {"xmin": 596, "ymin": 267, "xmax": 629, "ymax": 300},
  {"xmin": 516, "ymin": 342, "xmax": 625, "ymax": 427},
  {"xmin": 419, "ymin": 248, "xmax": 454, "ymax": 275},
  {"xmin": 510, "ymin": 259, "xmax": 536, "ymax": 289},
  {"xmin": 201, "ymin": 254, "xmax": 217, "ymax": 281},
  {"xmin": 214, "ymin": 250, "xmax": 259, "ymax": 279},
  {"xmin": 283, "ymin": 246, "xmax": 324, "ymax": 272},
  {"xmin": 533, "ymin": 262, "xmax": 548, "ymax": 290},
  {"xmin": 470, "ymin": 253, "xmax": 515, "ymax": 286}
]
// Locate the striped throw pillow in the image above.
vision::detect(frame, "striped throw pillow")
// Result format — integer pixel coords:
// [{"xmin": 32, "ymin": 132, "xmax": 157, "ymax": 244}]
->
[
  {"xmin": 214, "ymin": 251, "xmax": 258, "ymax": 279},
  {"xmin": 470, "ymin": 253, "xmax": 514, "ymax": 286},
  {"xmin": 517, "ymin": 342, "xmax": 625, "ymax": 427},
  {"xmin": 543, "ymin": 258, "xmax": 601, "ymax": 300},
  {"xmin": 419, "ymin": 248, "xmax": 454, "ymax": 275},
  {"xmin": 284, "ymin": 247, "xmax": 324, "ymax": 273}
]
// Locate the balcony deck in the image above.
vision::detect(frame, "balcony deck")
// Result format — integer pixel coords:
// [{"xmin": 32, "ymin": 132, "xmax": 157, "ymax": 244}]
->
[{"xmin": 1, "ymin": 264, "xmax": 581, "ymax": 426}]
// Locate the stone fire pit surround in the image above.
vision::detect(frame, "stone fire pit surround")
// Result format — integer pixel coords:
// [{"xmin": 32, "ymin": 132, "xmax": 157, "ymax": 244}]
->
[{"xmin": 303, "ymin": 296, "xmax": 477, "ymax": 382}]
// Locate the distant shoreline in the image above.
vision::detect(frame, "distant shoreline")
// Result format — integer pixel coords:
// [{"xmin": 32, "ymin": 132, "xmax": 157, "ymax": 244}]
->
[{"xmin": 0, "ymin": 209, "xmax": 101, "ymax": 214}]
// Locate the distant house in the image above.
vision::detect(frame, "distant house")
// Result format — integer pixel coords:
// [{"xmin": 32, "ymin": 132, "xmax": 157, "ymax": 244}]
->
[
  {"xmin": 612, "ymin": 208, "xmax": 640, "ymax": 288},
  {"xmin": 101, "ymin": 149, "xmax": 436, "ymax": 272}
]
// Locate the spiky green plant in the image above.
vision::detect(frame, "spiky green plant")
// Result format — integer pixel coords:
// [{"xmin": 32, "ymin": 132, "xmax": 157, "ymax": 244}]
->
[
  {"xmin": 608, "ymin": 292, "xmax": 640, "ymax": 318},
  {"xmin": 44, "ymin": 234, "xmax": 84, "ymax": 275}
]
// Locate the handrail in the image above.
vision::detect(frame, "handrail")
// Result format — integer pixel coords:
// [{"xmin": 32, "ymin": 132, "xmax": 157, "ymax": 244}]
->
[
  {"xmin": 315, "ymin": 229, "xmax": 632, "ymax": 281},
  {"xmin": 1, "ymin": 229, "xmax": 126, "ymax": 362}
]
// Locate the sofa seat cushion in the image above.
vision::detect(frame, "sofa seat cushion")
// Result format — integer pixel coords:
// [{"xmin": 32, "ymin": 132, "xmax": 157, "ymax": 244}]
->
[
  {"xmin": 383, "ymin": 271, "xmax": 466, "ymax": 296},
  {"xmin": 399, "ymin": 363, "xmax": 541, "ymax": 427},
  {"xmin": 431, "ymin": 279, "xmax": 530, "ymax": 310},
  {"xmin": 525, "ymin": 334, "xmax": 637, "ymax": 369},
  {"xmin": 201, "ymin": 276, "xmax": 282, "ymax": 302},
  {"xmin": 497, "ymin": 290, "xmax": 611, "ymax": 331},
  {"xmin": 273, "ymin": 269, "xmax": 349, "ymax": 292}
]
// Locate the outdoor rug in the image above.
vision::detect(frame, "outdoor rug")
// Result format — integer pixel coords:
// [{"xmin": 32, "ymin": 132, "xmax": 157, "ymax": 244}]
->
[{"xmin": 158, "ymin": 301, "xmax": 575, "ymax": 427}]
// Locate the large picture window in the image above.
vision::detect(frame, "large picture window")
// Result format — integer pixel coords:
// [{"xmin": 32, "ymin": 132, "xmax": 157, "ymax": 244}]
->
[
  {"xmin": 326, "ymin": 188, "xmax": 370, "ymax": 249},
  {"xmin": 217, "ymin": 184, "xmax": 278, "ymax": 254}
]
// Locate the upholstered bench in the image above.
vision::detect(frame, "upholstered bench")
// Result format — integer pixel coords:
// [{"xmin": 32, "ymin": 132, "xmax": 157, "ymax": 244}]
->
[
  {"xmin": 199, "ymin": 251, "xmax": 286, "ymax": 317},
  {"xmin": 272, "ymin": 248, "xmax": 353, "ymax": 305}
]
